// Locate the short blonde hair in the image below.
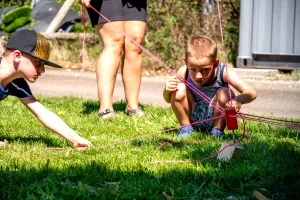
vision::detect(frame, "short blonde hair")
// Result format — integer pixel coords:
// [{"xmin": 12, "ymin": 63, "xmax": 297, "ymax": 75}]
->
[{"xmin": 185, "ymin": 36, "xmax": 218, "ymax": 61}]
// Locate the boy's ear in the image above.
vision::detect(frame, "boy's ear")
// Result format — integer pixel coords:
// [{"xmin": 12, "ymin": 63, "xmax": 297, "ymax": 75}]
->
[
  {"xmin": 213, "ymin": 60, "xmax": 219, "ymax": 68},
  {"xmin": 13, "ymin": 50, "xmax": 22, "ymax": 63},
  {"xmin": 184, "ymin": 58, "xmax": 187, "ymax": 66}
]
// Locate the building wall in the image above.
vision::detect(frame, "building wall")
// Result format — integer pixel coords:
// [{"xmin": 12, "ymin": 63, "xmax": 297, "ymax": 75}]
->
[{"xmin": 237, "ymin": 0, "xmax": 300, "ymax": 69}]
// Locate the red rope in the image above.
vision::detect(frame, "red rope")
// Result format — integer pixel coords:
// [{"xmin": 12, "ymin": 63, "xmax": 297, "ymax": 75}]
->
[
  {"xmin": 84, "ymin": 4, "xmax": 250, "ymax": 163},
  {"xmin": 240, "ymin": 113, "xmax": 300, "ymax": 125},
  {"xmin": 238, "ymin": 114, "xmax": 300, "ymax": 130},
  {"xmin": 145, "ymin": 113, "xmax": 248, "ymax": 164},
  {"xmin": 145, "ymin": 132, "xmax": 246, "ymax": 164},
  {"xmin": 216, "ymin": 0, "xmax": 233, "ymax": 107},
  {"xmin": 88, "ymin": 5, "xmax": 224, "ymax": 114},
  {"xmin": 83, "ymin": 3, "xmax": 299, "ymax": 163},
  {"xmin": 101, "ymin": 116, "xmax": 224, "ymax": 148},
  {"xmin": 80, "ymin": 5, "xmax": 86, "ymax": 72}
]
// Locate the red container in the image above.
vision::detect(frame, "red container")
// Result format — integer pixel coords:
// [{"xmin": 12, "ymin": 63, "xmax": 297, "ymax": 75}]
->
[{"xmin": 224, "ymin": 107, "xmax": 238, "ymax": 130}]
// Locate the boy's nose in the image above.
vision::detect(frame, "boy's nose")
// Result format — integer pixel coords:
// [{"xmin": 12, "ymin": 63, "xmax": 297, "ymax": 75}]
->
[
  {"xmin": 39, "ymin": 66, "xmax": 45, "ymax": 73},
  {"xmin": 196, "ymin": 72, "xmax": 202, "ymax": 78}
]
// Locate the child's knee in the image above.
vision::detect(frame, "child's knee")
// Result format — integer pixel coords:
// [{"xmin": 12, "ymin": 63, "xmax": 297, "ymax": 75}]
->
[
  {"xmin": 216, "ymin": 88, "xmax": 235, "ymax": 103},
  {"xmin": 171, "ymin": 83, "xmax": 187, "ymax": 102}
]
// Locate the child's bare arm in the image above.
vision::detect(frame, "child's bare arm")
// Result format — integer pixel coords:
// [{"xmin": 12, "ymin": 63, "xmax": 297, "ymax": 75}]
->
[
  {"xmin": 163, "ymin": 66, "xmax": 186, "ymax": 103},
  {"xmin": 224, "ymin": 68, "xmax": 257, "ymax": 111},
  {"xmin": 163, "ymin": 77, "xmax": 179, "ymax": 103},
  {"xmin": 19, "ymin": 96, "xmax": 92, "ymax": 149}
]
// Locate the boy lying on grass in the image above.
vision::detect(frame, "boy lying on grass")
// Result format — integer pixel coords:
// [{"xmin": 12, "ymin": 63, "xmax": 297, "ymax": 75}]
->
[
  {"xmin": 0, "ymin": 30, "xmax": 91, "ymax": 149},
  {"xmin": 163, "ymin": 35, "xmax": 257, "ymax": 138}
]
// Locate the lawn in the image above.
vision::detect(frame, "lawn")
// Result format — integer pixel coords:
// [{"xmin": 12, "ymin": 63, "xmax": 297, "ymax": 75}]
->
[{"xmin": 0, "ymin": 96, "xmax": 299, "ymax": 199}]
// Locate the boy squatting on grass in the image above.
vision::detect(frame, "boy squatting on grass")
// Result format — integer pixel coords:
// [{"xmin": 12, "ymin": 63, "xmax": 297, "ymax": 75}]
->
[
  {"xmin": 0, "ymin": 30, "xmax": 91, "ymax": 149},
  {"xmin": 163, "ymin": 36, "xmax": 257, "ymax": 138}
]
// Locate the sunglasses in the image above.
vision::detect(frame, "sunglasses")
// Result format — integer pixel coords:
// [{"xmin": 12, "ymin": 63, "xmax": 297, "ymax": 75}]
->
[{"xmin": 23, "ymin": 53, "xmax": 45, "ymax": 72}]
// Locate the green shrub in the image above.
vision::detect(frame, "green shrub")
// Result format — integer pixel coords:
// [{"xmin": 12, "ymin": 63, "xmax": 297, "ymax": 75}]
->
[
  {"xmin": 145, "ymin": 0, "xmax": 204, "ymax": 69},
  {"xmin": 221, "ymin": 0, "xmax": 240, "ymax": 67},
  {"xmin": 0, "ymin": 0, "xmax": 241, "ymax": 69},
  {"xmin": 0, "ymin": 0, "xmax": 31, "ymax": 10},
  {"xmin": 1, "ymin": 5, "xmax": 34, "ymax": 37},
  {"xmin": 3, "ymin": 16, "xmax": 33, "ymax": 33},
  {"xmin": 1, "ymin": 5, "xmax": 32, "ymax": 24},
  {"xmin": 54, "ymin": 0, "xmax": 240, "ymax": 69}
]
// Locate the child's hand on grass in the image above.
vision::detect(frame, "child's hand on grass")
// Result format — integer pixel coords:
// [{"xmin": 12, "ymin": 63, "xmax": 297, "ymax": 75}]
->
[{"xmin": 73, "ymin": 137, "xmax": 92, "ymax": 150}]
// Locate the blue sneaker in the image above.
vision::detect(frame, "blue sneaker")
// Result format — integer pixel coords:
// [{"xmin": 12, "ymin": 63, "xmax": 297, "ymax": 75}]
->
[
  {"xmin": 210, "ymin": 128, "xmax": 224, "ymax": 137},
  {"xmin": 176, "ymin": 126, "xmax": 194, "ymax": 138}
]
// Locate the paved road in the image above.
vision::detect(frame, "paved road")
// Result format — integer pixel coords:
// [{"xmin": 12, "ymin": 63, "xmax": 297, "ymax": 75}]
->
[{"xmin": 29, "ymin": 68, "xmax": 300, "ymax": 119}]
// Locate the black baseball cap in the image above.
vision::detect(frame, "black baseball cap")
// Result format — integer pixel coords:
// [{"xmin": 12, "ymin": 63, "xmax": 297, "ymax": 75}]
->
[{"xmin": 6, "ymin": 29, "xmax": 62, "ymax": 68}]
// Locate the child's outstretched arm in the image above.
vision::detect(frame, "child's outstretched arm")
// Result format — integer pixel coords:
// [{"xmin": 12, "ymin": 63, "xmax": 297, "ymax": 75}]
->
[
  {"xmin": 223, "ymin": 67, "xmax": 257, "ymax": 112},
  {"xmin": 19, "ymin": 96, "xmax": 92, "ymax": 149}
]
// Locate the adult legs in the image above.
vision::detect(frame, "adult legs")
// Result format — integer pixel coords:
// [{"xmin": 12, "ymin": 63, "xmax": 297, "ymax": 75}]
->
[
  {"xmin": 95, "ymin": 21, "xmax": 125, "ymax": 115},
  {"xmin": 121, "ymin": 21, "xmax": 147, "ymax": 111}
]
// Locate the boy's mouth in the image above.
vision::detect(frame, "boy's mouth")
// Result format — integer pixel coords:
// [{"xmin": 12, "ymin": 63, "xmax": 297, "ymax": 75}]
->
[{"xmin": 195, "ymin": 79, "xmax": 203, "ymax": 84}]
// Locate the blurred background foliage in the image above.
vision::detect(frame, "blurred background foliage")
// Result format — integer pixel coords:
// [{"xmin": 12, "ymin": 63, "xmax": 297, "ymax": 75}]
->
[
  {"xmin": 1, "ymin": 0, "xmax": 240, "ymax": 69},
  {"xmin": 0, "ymin": 0, "xmax": 32, "ymax": 8}
]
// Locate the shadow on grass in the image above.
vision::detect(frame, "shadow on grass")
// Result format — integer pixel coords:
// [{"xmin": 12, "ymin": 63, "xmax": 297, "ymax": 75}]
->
[
  {"xmin": 0, "ymin": 134, "xmax": 59, "ymax": 147},
  {"xmin": 0, "ymin": 134, "xmax": 299, "ymax": 199},
  {"xmin": 1, "ymin": 146, "xmax": 299, "ymax": 200},
  {"xmin": 81, "ymin": 100, "xmax": 146, "ymax": 115},
  {"xmin": 179, "ymin": 128, "xmax": 300, "ymax": 199},
  {"xmin": 0, "ymin": 161, "xmax": 216, "ymax": 199},
  {"xmin": 186, "ymin": 125, "xmax": 300, "ymax": 164}
]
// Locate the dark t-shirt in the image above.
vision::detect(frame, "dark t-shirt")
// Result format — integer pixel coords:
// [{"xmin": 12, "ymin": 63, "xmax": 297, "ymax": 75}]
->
[{"xmin": 0, "ymin": 56, "xmax": 32, "ymax": 101}]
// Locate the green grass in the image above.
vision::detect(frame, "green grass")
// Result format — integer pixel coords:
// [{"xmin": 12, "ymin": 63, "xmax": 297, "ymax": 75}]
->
[
  {"xmin": 0, "ymin": 96, "xmax": 299, "ymax": 199},
  {"xmin": 292, "ymin": 70, "xmax": 300, "ymax": 80}
]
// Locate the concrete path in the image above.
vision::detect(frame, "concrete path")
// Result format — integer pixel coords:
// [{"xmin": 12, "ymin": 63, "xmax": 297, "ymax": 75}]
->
[{"xmin": 29, "ymin": 68, "xmax": 300, "ymax": 119}]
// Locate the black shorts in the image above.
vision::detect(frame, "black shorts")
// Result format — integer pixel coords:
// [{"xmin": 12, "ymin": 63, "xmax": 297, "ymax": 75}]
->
[{"xmin": 87, "ymin": 0, "xmax": 147, "ymax": 26}]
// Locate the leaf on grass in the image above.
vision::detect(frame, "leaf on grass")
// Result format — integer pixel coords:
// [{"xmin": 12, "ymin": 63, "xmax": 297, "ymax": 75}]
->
[
  {"xmin": 0, "ymin": 139, "xmax": 8, "ymax": 147},
  {"xmin": 162, "ymin": 189, "xmax": 174, "ymax": 200},
  {"xmin": 111, "ymin": 184, "xmax": 119, "ymax": 195},
  {"xmin": 170, "ymin": 189, "xmax": 174, "ymax": 197},
  {"xmin": 253, "ymin": 191, "xmax": 269, "ymax": 200},
  {"xmin": 105, "ymin": 181, "xmax": 120, "ymax": 184},
  {"xmin": 104, "ymin": 182, "xmax": 120, "ymax": 195},
  {"xmin": 65, "ymin": 150, "xmax": 70, "ymax": 157},
  {"xmin": 162, "ymin": 192, "xmax": 173, "ymax": 200},
  {"xmin": 58, "ymin": 110, "xmax": 66, "ymax": 115}
]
